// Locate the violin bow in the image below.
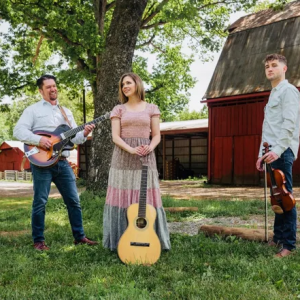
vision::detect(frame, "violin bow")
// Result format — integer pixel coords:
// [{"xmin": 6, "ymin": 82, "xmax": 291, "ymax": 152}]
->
[{"xmin": 264, "ymin": 161, "xmax": 268, "ymax": 242}]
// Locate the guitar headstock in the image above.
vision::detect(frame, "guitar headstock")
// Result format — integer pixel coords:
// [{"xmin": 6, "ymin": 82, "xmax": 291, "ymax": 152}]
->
[{"xmin": 104, "ymin": 111, "xmax": 111, "ymax": 119}]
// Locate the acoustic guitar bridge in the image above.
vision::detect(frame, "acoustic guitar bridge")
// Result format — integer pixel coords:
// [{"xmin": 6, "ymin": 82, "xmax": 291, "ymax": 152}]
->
[{"xmin": 130, "ymin": 242, "xmax": 150, "ymax": 247}]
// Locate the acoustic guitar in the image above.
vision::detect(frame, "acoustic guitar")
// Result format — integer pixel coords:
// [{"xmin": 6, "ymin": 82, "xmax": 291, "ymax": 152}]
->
[
  {"xmin": 117, "ymin": 160, "xmax": 161, "ymax": 265},
  {"xmin": 24, "ymin": 112, "xmax": 110, "ymax": 168}
]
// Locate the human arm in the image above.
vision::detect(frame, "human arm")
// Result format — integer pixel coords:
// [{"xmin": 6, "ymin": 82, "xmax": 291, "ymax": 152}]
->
[
  {"xmin": 139, "ymin": 116, "xmax": 161, "ymax": 156},
  {"xmin": 13, "ymin": 107, "xmax": 42, "ymax": 146},
  {"xmin": 272, "ymin": 87, "xmax": 299, "ymax": 157}
]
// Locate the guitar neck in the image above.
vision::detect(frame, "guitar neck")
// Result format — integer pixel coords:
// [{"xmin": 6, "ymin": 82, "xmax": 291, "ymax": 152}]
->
[
  {"xmin": 63, "ymin": 114, "xmax": 108, "ymax": 139},
  {"xmin": 138, "ymin": 165, "xmax": 148, "ymax": 218}
]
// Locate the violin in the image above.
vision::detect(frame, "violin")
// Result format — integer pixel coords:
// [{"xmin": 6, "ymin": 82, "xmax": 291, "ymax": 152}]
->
[{"xmin": 263, "ymin": 142, "xmax": 295, "ymax": 213}]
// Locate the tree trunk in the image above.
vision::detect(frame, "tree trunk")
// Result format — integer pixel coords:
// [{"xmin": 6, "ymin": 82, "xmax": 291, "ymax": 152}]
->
[
  {"xmin": 87, "ymin": 0, "xmax": 148, "ymax": 192},
  {"xmin": 199, "ymin": 225, "xmax": 273, "ymax": 242}
]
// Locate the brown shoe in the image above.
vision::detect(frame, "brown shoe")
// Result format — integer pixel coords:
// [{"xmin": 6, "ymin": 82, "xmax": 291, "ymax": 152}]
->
[
  {"xmin": 34, "ymin": 241, "xmax": 50, "ymax": 251},
  {"xmin": 274, "ymin": 248, "xmax": 292, "ymax": 258},
  {"xmin": 74, "ymin": 237, "xmax": 98, "ymax": 246}
]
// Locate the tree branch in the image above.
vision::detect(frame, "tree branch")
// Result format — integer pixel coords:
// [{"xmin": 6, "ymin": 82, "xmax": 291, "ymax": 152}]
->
[
  {"xmin": 197, "ymin": 1, "xmax": 237, "ymax": 10},
  {"xmin": 106, "ymin": 1, "xmax": 116, "ymax": 11},
  {"xmin": 94, "ymin": 0, "xmax": 107, "ymax": 35},
  {"xmin": 150, "ymin": 42, "xmax": 166, "ymax": 54},
  {"xmin": 53, "ymin": 29, "xmax": 82, "ymax": 46},
  {"xmin": 136, "ymin": 33, "xmax": 156, "ymax": 49},
  {"xmin": 146, "ymin": 84, "xmax": 164, "ymax": 94},
  {"xmin": 141, "ymin": 0, "xmax": 169, "ymax": 27},
  {"xmin": 32, "ymin": 34, "xmax": 44, "ymax": 64},
  {"xmin": 141, "ymin": 21, "xmax": 167, "ymax": 30}
]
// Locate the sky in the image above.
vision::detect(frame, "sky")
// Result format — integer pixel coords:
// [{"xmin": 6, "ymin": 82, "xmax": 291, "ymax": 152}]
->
[{"xmin": 0, "ymin": 11, "xmax": 246, "ymax": 110}]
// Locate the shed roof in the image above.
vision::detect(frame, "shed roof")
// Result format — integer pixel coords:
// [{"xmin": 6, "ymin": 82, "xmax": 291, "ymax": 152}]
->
[
  {"xmin": 160, "ymin": 119, "xmax": 208, "ymax": 135},
  {"xmin": 203, "ymin": 1, "xmax": 300, "ymax": 100}
]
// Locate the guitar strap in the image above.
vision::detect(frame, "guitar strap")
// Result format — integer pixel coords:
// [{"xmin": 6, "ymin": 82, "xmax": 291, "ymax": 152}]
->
[{"xmin": 58, "ymin": 105, "xmax": 73, "ymax": 128}]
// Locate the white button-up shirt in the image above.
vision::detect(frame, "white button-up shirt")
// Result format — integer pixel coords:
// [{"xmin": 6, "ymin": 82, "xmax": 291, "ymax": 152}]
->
[
  {"xmin": 259, "ymin": 80, "xmax": 300, "ymax": 159},
  {"xmin": 13, "ymin": 99, "xmax": 86, "ymax": 157}
]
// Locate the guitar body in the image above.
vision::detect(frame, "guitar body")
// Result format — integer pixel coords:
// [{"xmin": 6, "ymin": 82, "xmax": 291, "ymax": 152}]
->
[
  {"xmin": 24, "ymin": 124, "xmax": 74, "ymax": 168},
  {"xmin": 117, "ymin": 203, "xmax": 161, "ymax": 265}
]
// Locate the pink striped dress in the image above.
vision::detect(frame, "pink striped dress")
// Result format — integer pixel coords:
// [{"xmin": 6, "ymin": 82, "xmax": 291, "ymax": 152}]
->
[{"xmin": 103, "ymin": 103, "xmax": 171, "ymax": 250}]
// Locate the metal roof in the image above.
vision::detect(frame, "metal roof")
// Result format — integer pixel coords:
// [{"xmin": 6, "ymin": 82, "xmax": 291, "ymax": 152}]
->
[
  {"xmin": 204, "ymin": 1, "xmax": 300, "ymax": 100},
  {"xmin": 160, "ymin": 119, "xmax": 208, "ymax": 134}
]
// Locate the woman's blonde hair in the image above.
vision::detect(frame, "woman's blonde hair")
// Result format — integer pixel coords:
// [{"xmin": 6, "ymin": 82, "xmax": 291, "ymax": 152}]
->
[{"xmin": 118, "ymin": 72, "xmax": 145, "ymax": 103}]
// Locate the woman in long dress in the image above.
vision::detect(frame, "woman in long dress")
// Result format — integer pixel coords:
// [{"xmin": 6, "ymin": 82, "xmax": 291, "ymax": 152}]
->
[{"xmin": 103, "ymin": 72, "xmax": 171, "ymax": 251}]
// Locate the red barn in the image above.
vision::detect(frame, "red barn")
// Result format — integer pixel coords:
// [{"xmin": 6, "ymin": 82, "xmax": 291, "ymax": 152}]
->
[
  {"xmin": 203, "ymin": 1, "xmax": 300, "ymax": 185},
  {"xmin": 0, "ymin": 141, "xmax": 30, "ymax": 171}
]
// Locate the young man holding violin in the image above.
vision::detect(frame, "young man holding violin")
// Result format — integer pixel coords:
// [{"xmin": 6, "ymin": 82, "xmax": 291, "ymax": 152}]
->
[{"xmin": 256, "ymin": 54, "xmax": 300, "ymax": 258}]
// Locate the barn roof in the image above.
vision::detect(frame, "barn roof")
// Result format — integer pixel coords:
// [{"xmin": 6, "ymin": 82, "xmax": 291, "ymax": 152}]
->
[
  {"xmin": 0, "ymin": 141, "xmax": 24, "ymax": 151},
  {"xmin": 228, "ymin": 1, "xmax": 300, "ymax": 34},
  {"xmin": 160, "ymin": 119, "xmax": 208, "ymax": 135},
  {"xmin": 203, "ymin": 1, "xmax": 300, "ymax": 100}
]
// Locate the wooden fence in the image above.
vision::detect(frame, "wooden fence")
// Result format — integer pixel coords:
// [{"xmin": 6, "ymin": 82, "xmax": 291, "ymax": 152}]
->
[{"xmin": 0, "ymin": 170, "xmax": 32, "ymax": 181}]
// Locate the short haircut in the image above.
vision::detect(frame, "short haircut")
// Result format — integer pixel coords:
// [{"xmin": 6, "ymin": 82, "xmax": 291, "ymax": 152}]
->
[
  {"xmin": 118, "ymin": 73, "xmax": 145, "ymax": 103},
  {"xmin": 36, "ymin": 75, "xmax": 57, "ymax": 89},
  {"xmin": 264, "ymin": 54, "xmax": 287, "ymax": 66}
]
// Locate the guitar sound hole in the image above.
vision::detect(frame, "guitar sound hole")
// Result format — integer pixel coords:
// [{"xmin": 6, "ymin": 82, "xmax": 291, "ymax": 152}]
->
[{"xmin": 136, "ymin": 218, "xmax": 147, "ymax": 229}]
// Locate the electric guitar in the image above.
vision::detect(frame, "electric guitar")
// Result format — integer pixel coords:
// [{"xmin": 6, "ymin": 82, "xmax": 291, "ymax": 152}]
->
[
  {"xmin": 117, "ymin": 159, "xmax": 161, "ymax": 265},
  {"xmin": 24, "ymin": 112, "xmax": 110, "ymax": 168}
]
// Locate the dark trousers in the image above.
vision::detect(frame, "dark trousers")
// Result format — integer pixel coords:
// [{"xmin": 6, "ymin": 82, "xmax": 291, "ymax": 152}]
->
[
  {"xmin": 271, "ymin": 148, "xmax": 297, "ymax": 251},
  {"xmin": 31, "ymin": 160, "xmax": 85, "ymax": 243}
]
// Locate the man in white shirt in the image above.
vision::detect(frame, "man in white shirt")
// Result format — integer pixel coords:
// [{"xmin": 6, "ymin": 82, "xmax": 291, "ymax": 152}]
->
[
  {"xmin": 256, "ymin": 54, "xmax": 300, "ymax": 258},
  {"xmin": 14, "ymin": 74, "xmax": 98, "ymax": 250}
]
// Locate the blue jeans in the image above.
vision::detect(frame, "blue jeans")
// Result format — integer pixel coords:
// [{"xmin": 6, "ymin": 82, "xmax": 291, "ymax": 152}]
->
[
  {"xmin": 271, "ymin": 148, "xmax": 297, "ymax": 251},
  {"xmin": 31, "ymin": 160, "xmax": 85, "ymax": 243}
]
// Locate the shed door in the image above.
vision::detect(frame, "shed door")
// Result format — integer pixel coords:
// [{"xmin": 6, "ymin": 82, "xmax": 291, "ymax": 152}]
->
[
  {"xmin": 213, "ymin": 137, "xmax": 233, "ymax": 184},
  {"xmin": 233, "ymin": 135, "xmax": 261, "ymax": 185}
]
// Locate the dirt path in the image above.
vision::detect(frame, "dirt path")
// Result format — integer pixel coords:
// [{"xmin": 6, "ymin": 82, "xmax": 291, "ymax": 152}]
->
[
  {"xmin": 160, "ymin": 180, "xmax": 300, "ymax": 201},
  {"xmin": 2, "ymin": 180, "xmax": 300, "ymax": 201}
]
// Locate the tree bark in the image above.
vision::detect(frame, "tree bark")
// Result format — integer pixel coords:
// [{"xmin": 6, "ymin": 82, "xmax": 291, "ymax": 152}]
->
[
  {"xmin": 199, "ymin": 225, "xmax": 273, "ymax": 242},
  {"xmin": 87, "ymin": 0, "xmax": 148, "ymax": 192}
]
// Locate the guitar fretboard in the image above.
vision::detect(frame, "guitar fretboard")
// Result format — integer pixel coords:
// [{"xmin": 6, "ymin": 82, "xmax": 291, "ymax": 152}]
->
[
  {"xmin": 64, "ymin": 113, "xmax": 109, "ymax": 139},
  {"xmin": 138, "ymin": 165, "xmax": 148, "ymax": 218}
]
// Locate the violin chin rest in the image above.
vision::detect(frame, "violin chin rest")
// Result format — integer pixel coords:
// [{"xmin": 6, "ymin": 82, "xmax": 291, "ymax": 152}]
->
[{"xmin": 272, "ymin": 205, "xmax": 284, "ymax": 215}]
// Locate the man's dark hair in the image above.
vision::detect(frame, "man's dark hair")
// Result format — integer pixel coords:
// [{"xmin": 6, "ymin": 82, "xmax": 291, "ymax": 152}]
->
[
  {"xmin": 36, "ymin": 75, "xmax": 57, "ymax": 89},
  {"xmin": 264, "ymin": 54, "xmax": 287, "ymax": 66}
]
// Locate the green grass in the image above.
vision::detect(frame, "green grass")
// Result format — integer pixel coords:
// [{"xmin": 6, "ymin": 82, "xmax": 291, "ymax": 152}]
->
[{"xmin": 0, "ymin": 192, "xmax": 300, "ymax": 300}]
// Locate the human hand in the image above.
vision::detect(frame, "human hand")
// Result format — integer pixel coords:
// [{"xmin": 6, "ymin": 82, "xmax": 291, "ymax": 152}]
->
[
  {"xmin": 130, "ymin": 146, "xmax": 143, "ymax": 156},
  {"xmin": 139, "ymin": 145, "xmax": 153, "ymax": 156},
  {"xmin": 39, "ymin": 137, "xmax": 52, "ymax": 150},
  {"xmin": 256, "ymin": 157, "xmax": 264, "ymax": 172},
  {"xmin": 262, "ymin": 151, "xmax": 279, "ymax": 164},
  {"xmin": 83, "ymin": 124, "xmax": 95, "ymax": 137}
]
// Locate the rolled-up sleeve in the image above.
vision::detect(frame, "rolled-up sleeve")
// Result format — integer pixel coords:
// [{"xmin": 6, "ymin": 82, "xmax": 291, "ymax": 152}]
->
[
  {"xmin": 273, "ymin": 87, "xmax": 299, "ymax": 157},
  {"xmin": 13, "ymin": 108, "xmax": 41, "ymax": 145}
]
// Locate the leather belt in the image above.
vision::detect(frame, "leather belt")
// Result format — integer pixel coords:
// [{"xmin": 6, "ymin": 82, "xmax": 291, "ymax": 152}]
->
[{"xmin": 59, "ymin": 157, "xmax": 67, "ymax": 161}]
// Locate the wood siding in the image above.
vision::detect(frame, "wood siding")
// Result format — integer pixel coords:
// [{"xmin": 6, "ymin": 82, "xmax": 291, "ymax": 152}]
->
[{"xmin": 210, "ymin": 98, "xmax": 266, "ymax": 184}]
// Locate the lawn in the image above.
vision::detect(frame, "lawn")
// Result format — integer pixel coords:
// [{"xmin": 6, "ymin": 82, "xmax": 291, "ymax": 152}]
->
[{"xmin": 0, "ymin": 191, "xmax": 300, "ymax": 300}]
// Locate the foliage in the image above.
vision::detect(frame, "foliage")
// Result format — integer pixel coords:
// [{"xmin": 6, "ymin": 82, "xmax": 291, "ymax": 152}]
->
[
  {"xmin": 174, "ymin": 105, "xmax": 208, "ymax": 121},
  {"xmin": 0, "ymin": 0, "xmax": 259, "ymax": 118},
  {"xmin": 248, "ymin": 0, "xmax": 292, "ymax": 13},
  {"xmin": 1, "ymin": 192, "xmax": 300, "ymax": 299},
  {"xmin": 0, "ymin": 88, "xmax": 94, "ymax": 142}
]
